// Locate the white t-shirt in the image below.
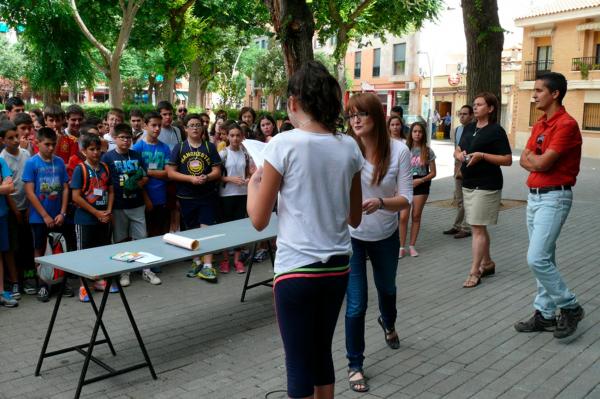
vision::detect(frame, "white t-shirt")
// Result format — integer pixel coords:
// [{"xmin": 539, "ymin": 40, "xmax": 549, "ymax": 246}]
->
[
  {"xmin": 263, "ymin": 129, "xmax": 364, "ymax": 274},
  {"xmin": 220, "ymin": 147, "xmax": 247, "ymax": 197},
  {"xmin": 103, "ymin": 133, "xmax": 117, "ymax": 152},
  {"xmin": 0, "ymin": 148, "xmax": 31, "ymax": 210},
  {"xmin": 350, "ymin": 139, "xmax": 413, "ymax": 242}
]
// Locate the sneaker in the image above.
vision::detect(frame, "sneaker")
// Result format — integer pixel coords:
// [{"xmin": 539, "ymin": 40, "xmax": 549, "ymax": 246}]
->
[
  {"xmin": 11, "ymin": 284, "xmax": 21, "ymax": 300},
  {"xmin": 37, "ymin": 287, "xmax": 50, "ymax": 302},
  {"xmin": 197, "ymin": 266, "xmax": 218, "ymax": 283},
  {"xmin": 79, "ymin": 286, "xmax": 90, "ymax": 303},
  {"xmin": 443, "ymin": 227, "xmax": 460, "ymax": 235},
  {"xmin": 93, "ymin": 280, "xmax": 107, "ymax": 291},
  {"xmin": 23, "ymin": 279, "xmax": 37, "ymax": 295},
  {"xmin": 186, "ymin": 262, "xmax": 202, "ymax": 278},
  {"xmin": 253, "ymin": 249, "xmax": 268, "ymax": 263},
  {"xmin": 453, "ymin": 230, "xmax": 472, "ymax": 239},
  {"xmin": 109, "ymin": 284, "xmax": 119, "ymax": 293},
  {"xmin": 120, "ymin": 273, "xmax": 131, "ymax": 287},
  {"xmin": 399, "ymin": 247, "xmax": 407, "ymax": 259},
  {"xmin": 142, "ymin": 270, "xmax": 161, "ymax": 285},
  {"xmin": 219, "ymin": 260, "xmax": 230, "ymax": 274},
  {"xmin": 554, "ymin": 306, "xmax": 585, "ymax": 339},
  {"xmin": 234, "ymin": 261, "xmax": 246, "ymax": 274},
  {"xmin": 240, "ymin": 249, "xmax": 250, "ymax": 262},
  {"xmin": 514, "ymin": 310, "xmax": 556, "ymax": 332},
  {"xmin": 409, "ymin": 246, "xmax": 419, "ymax": 257},
  {"xmin": 63, "ymin": 283, "xmax": 74, "ymax": 297},
  {"xmin": 0, "ymin": 291, "xmax": 18, "ymax": 307}
]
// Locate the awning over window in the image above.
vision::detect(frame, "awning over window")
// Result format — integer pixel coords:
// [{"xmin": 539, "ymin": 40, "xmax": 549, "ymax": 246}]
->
[
  {"xmin": 529, "ymin": 28, "xmax": 554, "ymax": 37},
  {"xmin": 576, "ymin": 22, "xmax": 600, "ymax": 31}
]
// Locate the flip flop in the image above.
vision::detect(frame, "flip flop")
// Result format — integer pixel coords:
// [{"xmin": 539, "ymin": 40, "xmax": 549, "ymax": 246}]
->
[
  {"xmin": 377, "ymin": 316, "xmax": 400, "ymax": 349},
  {"xmin": 348, "ymin": 369, "xmax": 369, "ymax": 393}
]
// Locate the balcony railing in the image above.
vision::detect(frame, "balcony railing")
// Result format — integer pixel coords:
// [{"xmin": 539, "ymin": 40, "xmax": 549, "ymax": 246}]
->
[
  {"xmin": 523, "ymin": 60, "xmax": 553, "ymax": 81},
  {"xmin": 572, "ymin": 57, "xmax": 600, "ymax": 71}
]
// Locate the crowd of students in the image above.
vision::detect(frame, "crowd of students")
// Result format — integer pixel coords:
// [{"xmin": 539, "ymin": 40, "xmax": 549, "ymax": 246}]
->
[{"xmin": 0, "ymin": 97, "xmax": 289, "ymax": 307}]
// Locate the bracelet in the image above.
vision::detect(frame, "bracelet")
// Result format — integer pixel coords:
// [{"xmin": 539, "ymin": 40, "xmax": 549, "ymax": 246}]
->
[
  {"xmin": 378, "ymin": 197, "xmax": 384, "ymax": 209},
  {"xmin": 481, "ymin": 153, "xmax": 485, "ymax": 161}
]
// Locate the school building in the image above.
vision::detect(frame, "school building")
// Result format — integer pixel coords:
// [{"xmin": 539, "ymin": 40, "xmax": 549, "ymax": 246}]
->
[{"xmin": 513, "ymin": 0, "xmax": 600, "ymax": 158}]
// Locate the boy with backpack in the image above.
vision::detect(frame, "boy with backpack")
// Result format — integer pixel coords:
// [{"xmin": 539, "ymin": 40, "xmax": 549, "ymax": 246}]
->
[
  {"xmin": 70, "ymin": 133, "xmax": 116, "ymax": 301},
  {"xmin": 167, "ymin": 114, "xmax": 221, "ymax": 282}
]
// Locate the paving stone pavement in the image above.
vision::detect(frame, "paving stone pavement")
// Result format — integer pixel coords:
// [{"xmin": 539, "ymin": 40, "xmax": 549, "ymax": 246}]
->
[{"xmin": 1, "ymin": 141, "xmax": 599, "ymax": 399}]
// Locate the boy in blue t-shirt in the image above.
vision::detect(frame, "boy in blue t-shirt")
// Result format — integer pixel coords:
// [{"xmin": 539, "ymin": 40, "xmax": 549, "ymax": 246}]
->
[
  {"xmin": 23, "ymin": 128, "xmax": 70, "ymax": 302},
  {"xmin": 102, "ymin": 123, "xmax": 160, "ymax": 287},
  {"xmin": 71, "ymin": 133, "xmax": 115, "ymax": 302},
  {"xmin": 167, "ymin": 113, "xmax": 221, "ymax": 283},
  {"xmin": 132, "ymin": 112, "xmax": 171, "ymax": 237},
  {"xmin": 0, "ymin": 122, "xmax": 17, "ymax": 307}
]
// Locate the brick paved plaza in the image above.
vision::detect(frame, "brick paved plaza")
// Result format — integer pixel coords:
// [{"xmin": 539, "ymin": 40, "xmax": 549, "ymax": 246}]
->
[{"xmin": 1, "ymin": 142, "xmax": 599, "ymax": 399}]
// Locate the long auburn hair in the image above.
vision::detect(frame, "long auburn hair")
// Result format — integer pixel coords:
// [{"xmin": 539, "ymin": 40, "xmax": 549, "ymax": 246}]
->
[
  {"xmin": 346, "ymin": 93, "xmax": 390, "ymax": 186},
  {"xmin": 406, "ymin": 121, "xmax": 429, "ymax": 165}
]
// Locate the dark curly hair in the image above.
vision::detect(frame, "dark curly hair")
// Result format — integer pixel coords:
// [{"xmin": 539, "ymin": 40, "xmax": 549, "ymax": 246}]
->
[{"xmin": 286, "ymin": 61, "xmax": 342, "ymax": 133}]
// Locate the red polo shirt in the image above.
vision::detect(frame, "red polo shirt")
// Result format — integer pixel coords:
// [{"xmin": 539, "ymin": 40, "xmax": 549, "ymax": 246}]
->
[
  {"xmin": 55, "ymin": 133, "xmax": 78, "ymax": 165},
  {"xmin": 526, "ymin": 106, "xmax": 582, "ymax": 188}
]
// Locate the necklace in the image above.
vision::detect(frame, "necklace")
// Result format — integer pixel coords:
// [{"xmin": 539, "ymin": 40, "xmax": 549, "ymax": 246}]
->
[{"xmin": 296, "ymin": 118, "xmax": 314, "ymax": 129}]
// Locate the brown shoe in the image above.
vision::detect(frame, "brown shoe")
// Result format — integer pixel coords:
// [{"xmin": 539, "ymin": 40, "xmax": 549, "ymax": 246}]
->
[
  {"xmin": 443, "ymin": 227, "xmax": 460, "ymax": 235},
  {"xmin": 454, "ymin": 230, "xmax": 471, "ymax": 239}
]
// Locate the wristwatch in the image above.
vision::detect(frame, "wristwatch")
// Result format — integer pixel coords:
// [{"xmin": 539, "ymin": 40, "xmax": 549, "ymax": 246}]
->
[{"xmin": 378, "ymin": 197, "xmax": 384, "ymax": 209}]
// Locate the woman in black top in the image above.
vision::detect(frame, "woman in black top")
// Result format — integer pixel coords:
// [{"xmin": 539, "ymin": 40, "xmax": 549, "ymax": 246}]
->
[{"xmin": 455, "ymin": 92, "xmax": 512, "ymax": 288}]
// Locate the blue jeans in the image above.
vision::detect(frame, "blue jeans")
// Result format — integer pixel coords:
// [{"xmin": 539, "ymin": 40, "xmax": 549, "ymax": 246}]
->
[
  {"xmin": 345, "ymin": 229, "xmax": 399, "ymax": 370},
  {"xmin": 526, "ymin": 190, "xmax": 578, "ymax": 319}
]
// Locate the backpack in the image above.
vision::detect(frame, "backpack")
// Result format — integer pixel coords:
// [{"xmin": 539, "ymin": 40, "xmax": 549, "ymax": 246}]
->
[
  {"xmin": 80, "ymin": 161, "xmax": 110, "ymax": 195},
  {"xmin": 37, "ymin": 233, "xmax": 66, "ymax": 285},
  {"xmin": 220, "ymin": 147, "xmax": 250, "ymax": 187}
]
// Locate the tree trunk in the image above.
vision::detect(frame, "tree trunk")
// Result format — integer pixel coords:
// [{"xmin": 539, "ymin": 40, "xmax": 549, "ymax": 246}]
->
[
  {"xmin": 107, "ymin": 59, "xmax": 123, "ymax": 108},
  {"xmin": 462, "ymin": 0, "xmax": 504, "ymax": 107},
  {"xmin": 42, "ymin": 86, "xmax": 61, "ymax": 106},
  {"xmin": 158, "ymin": 68, "xmax": 176, "ymax": 103},
  {"xmin": 264, "ymin": 0, "xmax": 315, "ymax": 77},
  {"xmin": 147, "ymin": 75, "xmax": 155, "ymax": 105},
  {"xmin": 188, "ymin": 58, "xmax": 200, "ymax": 107}
]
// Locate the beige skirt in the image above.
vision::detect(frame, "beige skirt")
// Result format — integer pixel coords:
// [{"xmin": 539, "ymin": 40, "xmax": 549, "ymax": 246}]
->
[{"xmin": 462, "ymin": 188, "xmax": 501, "ymax": 226}]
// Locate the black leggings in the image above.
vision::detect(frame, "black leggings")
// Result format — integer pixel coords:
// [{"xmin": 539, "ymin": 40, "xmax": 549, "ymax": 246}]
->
[{"xmin": 274, "ymin": 272, "xmax": 349, "ymax": 398}]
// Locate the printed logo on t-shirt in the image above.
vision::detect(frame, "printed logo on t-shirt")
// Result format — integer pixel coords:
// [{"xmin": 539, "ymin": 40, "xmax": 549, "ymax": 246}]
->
[
  {"xmin": 182, "ymin": 151, "xmax": 211, "ymax": 175},
  {"xmin": 38, "ymin": 166, "xmax": 63, "ymax": 201},
  {"xmin": 113, "ymin": 159, "xmax": 143, "ymax": 198}
]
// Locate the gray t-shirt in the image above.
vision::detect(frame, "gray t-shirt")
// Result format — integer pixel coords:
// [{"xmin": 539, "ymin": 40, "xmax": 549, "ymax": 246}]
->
[
  {"xmin": 0, "ymin": 148, "xmax": 31, "ymax": 210},
  {"xmin": 409, "ymin": 147, "xmax": 436, "ymax": 177},
  {"xmin": 158, "ymin": 126, "xmax": 182, "ymax": 151}
]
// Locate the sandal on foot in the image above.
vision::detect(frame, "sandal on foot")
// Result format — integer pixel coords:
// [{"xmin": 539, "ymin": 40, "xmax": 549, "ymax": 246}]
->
[
  {"xmin": 377, "ymin": 316, "xmax": 400, "ymax": 349},
  {"xmin": 348, "ymin": 369, "xmax": 369, "ymax": 393},
  {"xmin": 479, "ymin": 261, "xmax": 495, "ymax": 277},
  {"xmin": 463, "ymin": 273, "xmax": 481, "ymax": 288}
]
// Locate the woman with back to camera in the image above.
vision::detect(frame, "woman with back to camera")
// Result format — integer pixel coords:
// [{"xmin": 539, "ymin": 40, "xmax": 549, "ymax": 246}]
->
[
  {"xmin": 344, "ymin": 93, "xmax": 413, "ymax": 393},
  {"xmin": 455, "ymin": 92, "xmax": 512, "ymax": 288},
  {"xmin": 247, "ymin": 61, "xmax": 363, "ymax": 399}
]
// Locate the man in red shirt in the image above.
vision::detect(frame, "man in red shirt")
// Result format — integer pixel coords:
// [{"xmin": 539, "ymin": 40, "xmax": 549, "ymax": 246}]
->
[
  {"xmin": 43, "ymin": 105, "xmax": 78, "ymax": 165},
  {"xmin": 515, "ymin": 72, "xmax": 584, "ymax": 339}
]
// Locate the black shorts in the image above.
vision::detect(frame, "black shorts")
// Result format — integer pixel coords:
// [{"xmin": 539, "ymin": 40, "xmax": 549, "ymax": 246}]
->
[
  {"xmin": 75, "ymin": 223, "xmax": 112, "ymax": 250},
  {"xmin": 179, "ymin": 196, "xmax": 217, "ymax": 230},
  {"xmin": 413, "ymin": 175, "xmax": 431, "ymax": 196},
  {"xmin": 145, "ymin": 204, "xmax": 170, "ymax": 237},
  {"xmin": 220, "ymin": 195, "xmax": 247, "ymax": 223}
]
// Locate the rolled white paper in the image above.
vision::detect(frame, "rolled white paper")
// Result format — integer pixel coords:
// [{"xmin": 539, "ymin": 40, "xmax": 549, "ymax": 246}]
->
[{"xmin": 163, "ymin": 233, "xmax": 200, "ymax": 250}]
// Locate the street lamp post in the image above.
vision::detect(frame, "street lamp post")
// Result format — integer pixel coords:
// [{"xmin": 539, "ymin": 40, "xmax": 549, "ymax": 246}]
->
[{"xmin": 418, "ymin": 51, "xmax": 434, "ymax": 140}]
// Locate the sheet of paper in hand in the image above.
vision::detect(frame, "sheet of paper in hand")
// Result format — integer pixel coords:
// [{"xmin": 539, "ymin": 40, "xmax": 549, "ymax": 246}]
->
[{"xmin": 242, "ymin": 139, "xmax": 267, "ymax": 167}]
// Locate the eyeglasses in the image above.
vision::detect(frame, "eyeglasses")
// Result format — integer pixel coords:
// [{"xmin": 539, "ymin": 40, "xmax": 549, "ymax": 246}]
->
[
  {"xmin": 117, "ymin": 136, "xmax": 132, "ymax": 141},
  {"xmin": 187, "ymin": 124, "xmax": 203, "ymax": 129},
  {"xmin": 345, "ymin": 111, "xmax": 369, "ymax": 121}
]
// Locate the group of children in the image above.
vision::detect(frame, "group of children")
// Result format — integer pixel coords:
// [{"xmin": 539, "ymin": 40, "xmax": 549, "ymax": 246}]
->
[{"xmin": 0, "ymin": 98, "xmax": 278, "ymax": 308}]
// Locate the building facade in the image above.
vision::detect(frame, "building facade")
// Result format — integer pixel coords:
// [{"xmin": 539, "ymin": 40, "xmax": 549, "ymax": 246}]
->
[{"xmin": 513, "ymin": 0, "xmax": 600, "ymax": 158}]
